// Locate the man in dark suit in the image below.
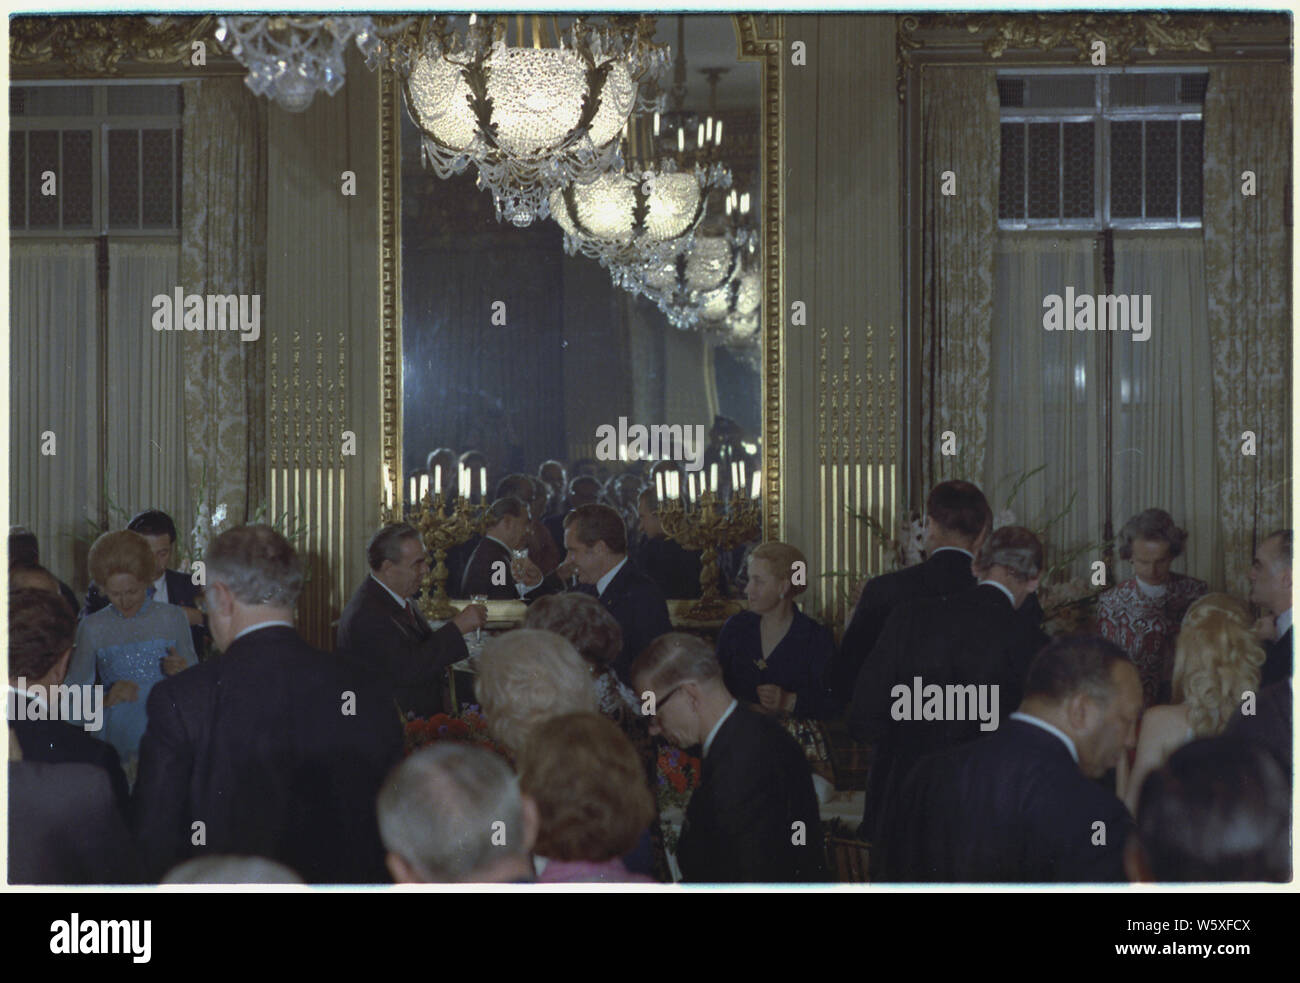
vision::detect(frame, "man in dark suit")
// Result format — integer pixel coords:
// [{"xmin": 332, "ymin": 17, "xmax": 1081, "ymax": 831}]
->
[
  {"xmin": 9, "ymin": 526, "xmax": 79, "ymax": 615},
  {"xmin": 1249, "ymin": 528, "xmax": 1292, "ymax": 686},
  {"xmin": 829, "ymin": 480, "xmax": 992, "ymax": 709},
  {"xmin": 520, "ymin": 503, "xmax": 672, "ymax": 684},
  {"xmin": 7, "ymin": 587, "xmax": 129, "ymax": 812},
  {"xmin": 84, "ymin": 509, "xmax": 207, "ymax": 658},
  {"xmin": 849, "ymin": 526, "xmax": 1050, "ymax": 841},
  {"xmin": 633, "ymin": 488, "xmax": 706, "ymax": 599},
  {"xmin": 875, "ymin": 635, "xmax": 1141, "ymax": 883},
  {"xmin": 133, "ymin": 525, "xmax": 404, "ymax": 883},
  {"xmin": 461, "ymin": 496, "xmax": 533, "ymax": 600},
  {"xmin": 338, "ymin": 523, "xmax": 486, "ymax": 718},
  {"xmin": 9, "ymin": 756, "xmax": 142, "ymax": 884},
  {"xmin": 633, "ymin": 633, "xmax": 824, "ymax": 883}
]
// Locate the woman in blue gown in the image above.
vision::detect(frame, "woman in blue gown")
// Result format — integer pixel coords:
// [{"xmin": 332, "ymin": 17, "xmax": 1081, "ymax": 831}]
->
[
  {"xmin": 715, "ymin": 542, "xmax": 835, "ymax": 720},
  {"xmin": 66, "ymin": 530, "xmax": 196, "ymax": 781}
]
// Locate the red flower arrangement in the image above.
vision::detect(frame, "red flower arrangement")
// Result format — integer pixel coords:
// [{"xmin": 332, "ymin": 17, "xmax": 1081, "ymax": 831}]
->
[
  {"xmin": 403, "ymin": 706, "xmax": 508, "ymax": 760},
  {"xmin": 656, "ymin": 745, "xmax": 702, "ymax": 810}
]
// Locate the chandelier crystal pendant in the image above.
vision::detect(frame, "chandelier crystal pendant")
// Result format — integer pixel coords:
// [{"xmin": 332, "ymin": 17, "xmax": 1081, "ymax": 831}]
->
[
  {"xmin": 399, "ymin": 15, "xmax": 670, "ymax": 227},
  {"xmin": 215, "ymin": 15, "xmax": 370, "ymax": 112}
]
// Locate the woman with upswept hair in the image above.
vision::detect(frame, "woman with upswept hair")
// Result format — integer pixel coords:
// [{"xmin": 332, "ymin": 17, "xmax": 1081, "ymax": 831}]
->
[{"xmin": 1119, "ymin": 593, "xmax": 1265, "ymax": 815}]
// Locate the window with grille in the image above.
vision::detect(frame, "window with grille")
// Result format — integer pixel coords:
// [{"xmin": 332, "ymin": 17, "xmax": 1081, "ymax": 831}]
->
[
  {"xmin": 998, "ymin": 70, "xmax": 1205, "ymax": 230},
  {"xmin": 10, "ymin": 83, "xmax": 182, "ymax": 235}
]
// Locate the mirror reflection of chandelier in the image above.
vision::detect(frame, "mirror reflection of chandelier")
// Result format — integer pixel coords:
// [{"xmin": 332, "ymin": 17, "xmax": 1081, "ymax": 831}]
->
[
  {"xmin": 398, "ymin": 15, "xmax": 669, "ymax": 227},
  {"xmin": 548, "ymin": 112, "xmax": 730, "ymax": 275}
]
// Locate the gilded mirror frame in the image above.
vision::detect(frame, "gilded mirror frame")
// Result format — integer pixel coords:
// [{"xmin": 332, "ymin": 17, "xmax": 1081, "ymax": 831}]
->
[{"xmin": 378, "ymin": 13, "xmax": 785, "ymax": 539}]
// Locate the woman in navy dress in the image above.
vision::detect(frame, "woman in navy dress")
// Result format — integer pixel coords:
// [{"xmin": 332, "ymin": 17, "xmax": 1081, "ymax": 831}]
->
[{"xmin": 716, "ymin": 542, "xmax": 835, "ymax": 720}]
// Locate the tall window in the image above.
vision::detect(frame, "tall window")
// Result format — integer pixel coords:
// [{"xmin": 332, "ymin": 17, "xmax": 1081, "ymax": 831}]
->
[
  {"xmin": 998, "ymin": 69, "xmax": 1205, "ymax": 230},
  {"xmin": 988, "ymin": 69, "xmax": 1219, "ymax": 586},
  {"xmin": 10, "ymin": 83, "xmax": 182, "ymax": 236}
]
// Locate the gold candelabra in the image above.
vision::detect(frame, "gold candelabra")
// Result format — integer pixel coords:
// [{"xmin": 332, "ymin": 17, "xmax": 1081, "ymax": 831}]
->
[
  {"xmin": 381, "ymin": 490, "xmax": 485, "ymax": 621},
  {"xmin": 659, "ymin": 488, "xmax": 761, "ymax": 620}
]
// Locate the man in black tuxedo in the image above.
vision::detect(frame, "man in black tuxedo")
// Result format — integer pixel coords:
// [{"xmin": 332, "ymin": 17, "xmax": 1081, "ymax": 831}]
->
[
  {"xmin": 83, "ymin": 509, "xmax": 207, "ymax": 658},
  {"xmin": 875, "ymin": 635, "xmax": 1141, "ymax": 883},
  {"xmin": 133, "ymin": 525, "xmax": 404, "ymax": 883},
  {"xmin": 520, "ymin": 503, "xmax": 672, "ymax": 684},
  {"xmin": 338, "ymin": 523, "xmax": 486, "ymax": 718},
  {"xmin": 633, "ymin": 633, "xmax": 824, "ymax": 883},
  {"xmin": 849, "ymin": 526, "xmax": 1050, "ymax": 841},
  {"xmin": 461, "ymin": 497, "xmax": 534, "ymax": 600},
  {"xmin": 829, "ymin": 480, "xmax": 992, "ymax": 710},
  {"xmin": 633, "ymin": 488, "xmax": 706, "ymax": 599},
  {"xmin": 7, "ymin": 588, "xmax": 128, "ymax": 812},
  {"xmin": 1249, "ymin": 528, "xmax": 1292, "ymax": 686}
]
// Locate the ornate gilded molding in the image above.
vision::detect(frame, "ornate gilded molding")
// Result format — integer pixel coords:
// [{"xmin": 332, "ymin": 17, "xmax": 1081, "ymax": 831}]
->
[
  {"xmin": 10, "ymin": 15, "xmax": 240, "ymax": 78},
  {"xmin": 380, "ymin": 66, "xmax": 403, "ymax": 521},
  {"xmin": 736, "ymin": 13, "xmax": 784, "ymax": 541},
  {"xmin": 897, "ymin": 12, "xmax": 1290, "ymax": 100}
]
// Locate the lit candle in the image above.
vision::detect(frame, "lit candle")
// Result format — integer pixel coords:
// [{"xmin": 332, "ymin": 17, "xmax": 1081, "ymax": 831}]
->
[
  {"xmin": 409, "ymin": 476, "xmax": 417, "ymax": 504},
  {"xmin": 677, "ymin": 129, "xmax": 684, "ymax": 153},
  {"xmin": 750, "ymin": 469, "xmax": 761, "ymax": 499},
  {"xmin": 709, "ymin": 463, "xmax": 718, "ymax": 493},
  {"xmin": 419, "ymin": 474, "xmax": 429, "ymax": 501},
  {"xmin": 715, "ymin": 119, "xmax": 723, "ymax": 146},
  {"xmin": 696, "ymin": 122, "xmax": 704, "ymax": 147},
  {"xmin": 741, "ymin": 192, "xmax": 751, "ymax": 215},
  {"xmin": 669, "ymin": 471, "xmax": 680, "ymax": 500},
  {"xmin": 731, "ymin": 461, "xmax": 741, "ymax": 492},
  {"xmin": 478, "ymin": 466, "xmax": 486, "ymax": 500},
  {"xmin": 706, "ymin": 116, "xmax": 713, "ymax": 142},
  {"xmin": 383, "ymin": 467, "xmax": 394, "ymax": 511},
  {"xmin": 458, "ymin": 465, "xmax": 469, "ymax": 499},
  {"xmin": 655, "ymin": 471, "xmax": 666, "ymax": 502},
  {"xmin": 653, "ymin": 111, "xmax": 660, "ymax": 137},
  {"xmin": 433, "ymin": 464, "xmax": 442, "ymax": 494}
]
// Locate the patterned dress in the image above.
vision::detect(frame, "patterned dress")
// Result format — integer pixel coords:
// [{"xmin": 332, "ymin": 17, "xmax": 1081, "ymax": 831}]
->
[{"xmin": 1096, "ymin": 574, "xmax": 1208, "ymax": 706}]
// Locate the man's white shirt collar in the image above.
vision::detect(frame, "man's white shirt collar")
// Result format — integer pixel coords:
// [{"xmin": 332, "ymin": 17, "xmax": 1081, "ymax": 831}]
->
[
  {"xmin": 1010, "ymin": 711, "xmax": 1078, "ymax": 763},
  {"xmin": 932, "ymin": 546, "xmax": 973, "ymax": 559},
  {"xmin": 1277, "ymin": 608, "xmax": 1293, "ymax": 639},
  {"xmin": 978, "ymin": 579, "xmax": 1016, "ymax": 606},
  {"xmin": 232, "ymin": 620, "xmax": 296, "ymax": 643},
  {"xmin": 596, "ymin": 556, "xmax": 628, "ymax": 597},
  {"xmin": 370, "ymin": 572, "xmax": 410, "ymax": 610},
  {"xmin": 703, "ymin": 699, "xmax": 739, "ymax": 757},
  {"xmin": 152, "ymin": 571, "xmax": 169, "ymax": 604}
]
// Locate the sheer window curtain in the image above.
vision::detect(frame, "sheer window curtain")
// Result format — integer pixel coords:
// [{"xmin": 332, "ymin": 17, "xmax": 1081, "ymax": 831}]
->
[
  {"xmin": 106, "ymin": 241, "xmax": 187, "ymax": 538},
  {"xmin": 9, "ymin": 242, "xmax": 99, "ymax": 589},
  {"xmin": 986, "ymin": 235, "xmax": 1104, "ymax": 581},
  {"xmin": 1111, "ymin": 235, "xmax": 1220, "ymax": 588}
]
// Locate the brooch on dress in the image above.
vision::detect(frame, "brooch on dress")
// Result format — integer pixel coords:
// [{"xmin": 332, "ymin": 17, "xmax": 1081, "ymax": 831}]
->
[{"xmin": 754, "ymin": 657, "xmax": 768, "ymax": 671}]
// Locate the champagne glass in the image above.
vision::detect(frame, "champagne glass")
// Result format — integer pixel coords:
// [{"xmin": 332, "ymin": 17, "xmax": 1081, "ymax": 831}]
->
[{"xmin": 469, "ymin": 593, "xmax": 488, "ymax": 645}]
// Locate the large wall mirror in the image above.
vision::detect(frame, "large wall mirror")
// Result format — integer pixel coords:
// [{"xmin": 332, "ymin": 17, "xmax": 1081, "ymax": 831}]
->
[{"xmin": 383, "ymin": 14, "xmax": 782, "ymax": 603}]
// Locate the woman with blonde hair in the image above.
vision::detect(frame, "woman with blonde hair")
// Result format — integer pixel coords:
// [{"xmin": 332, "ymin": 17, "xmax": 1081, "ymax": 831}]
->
[
  {"xmin": 1120, "ymin": 593, "xmax": 1265, "ymax": 815},
  {"xmin": 65, "ymin": 530, "xmax": 196, "ymax": 777},
  {"xmin": 715, "ymin": 541, "xmax": 834, "ymax": 719}
]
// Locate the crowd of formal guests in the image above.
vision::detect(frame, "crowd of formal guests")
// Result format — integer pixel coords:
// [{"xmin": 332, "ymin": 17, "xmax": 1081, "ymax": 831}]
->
[{"xmin": 7, "ymin": 469, "xmax": 1292, "ymax": 885}]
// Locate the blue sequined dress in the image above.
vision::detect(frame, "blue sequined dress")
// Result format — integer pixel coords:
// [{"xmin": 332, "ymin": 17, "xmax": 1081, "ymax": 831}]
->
[{"xmin": 67, "ymin": 597, "xmax": 197, "ymax": 775}]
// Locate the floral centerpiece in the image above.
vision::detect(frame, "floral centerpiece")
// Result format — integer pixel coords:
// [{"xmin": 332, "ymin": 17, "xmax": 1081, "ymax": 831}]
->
[
  {"xmin": 655, "ymin": 744, "xmax": 701, "ymax": 854},
  {"xmin": 403, "ymin": 704, "xmax": 509, "ymax": 759}
]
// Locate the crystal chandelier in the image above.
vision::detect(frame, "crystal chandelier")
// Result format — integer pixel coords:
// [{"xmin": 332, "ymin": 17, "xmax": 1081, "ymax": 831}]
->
[
  {"xmin": 215, "ymin": 15, "xmax": 372, "ymax": 112},
  {"xmin": 549, "ymin": 155, "xmax": 730, "ymax": 279},
  {"xmin": 397, "ymin": 15, "xmax": 670, "ymax": 227},
  {"xmin": 623, "ymin": 224, "xmax": 754, "ymax": 331}
]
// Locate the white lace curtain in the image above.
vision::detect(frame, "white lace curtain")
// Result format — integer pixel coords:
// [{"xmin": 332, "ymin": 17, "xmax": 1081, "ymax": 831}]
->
[
  {"xmin": 9, "ymin": 242, "xmax": 99, "ymax": 588},
  {"xmin": 986, "ymin": 234, "xmax": 1219, "ymax": 587},
  {"xmin": 9, "ymin": 241, "xmax": 184, "ymax": 591}
]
